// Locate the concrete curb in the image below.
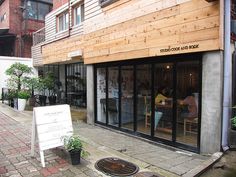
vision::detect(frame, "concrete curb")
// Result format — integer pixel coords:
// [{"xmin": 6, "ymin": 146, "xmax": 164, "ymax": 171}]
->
[{"xmin": 182, "ymin": 152, "xmax": 223, "ymax": 177}]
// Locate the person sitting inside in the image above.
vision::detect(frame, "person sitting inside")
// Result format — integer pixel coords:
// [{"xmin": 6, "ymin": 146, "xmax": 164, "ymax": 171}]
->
[
  {"xmin": 179, "ymin": 89, "xmax": 198, "ymax": 118},
  {"xmin": 155, "ymin": 87, "xmax": 167, "ymax": 105}
]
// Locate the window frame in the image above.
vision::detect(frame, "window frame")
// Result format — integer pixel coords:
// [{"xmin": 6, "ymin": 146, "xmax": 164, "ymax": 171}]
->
[
  {"xmin": 72, "ymin": 3, "xmax": 84, "ymax": 27},
  {"xmin": 57, "ymin": 11, "xmax": 69, "ymax": 32},
  {"xmin": 26, "ymin": 0, "xmax": 52, "ymax": 21}
]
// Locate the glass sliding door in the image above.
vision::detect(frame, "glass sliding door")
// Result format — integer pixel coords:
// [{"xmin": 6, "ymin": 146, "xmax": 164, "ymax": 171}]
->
[
  {"xmin": 108, "ymin": 67, "xmax": 119, "ymax": 127},
  {"xmin": 96, "ymin": 68, "xmax": 106, "ymax": 123},
  {"xmin": 95, "ymin": 55, "xmax": 201, "ymax": 152},
  {"xmin": 176, "ymin": 61, "xmax": 200, "ymax": 147},
  {"xmin": 136, "ymin": 64, "xmax": 152, "ymax": 135},
  {"xmin": 154, "ymin": 63, "xmax": 173, "ymax": 140},
  {"xmin": 121, "ymin": 66, "xmax": 134, "ymax": 130}
]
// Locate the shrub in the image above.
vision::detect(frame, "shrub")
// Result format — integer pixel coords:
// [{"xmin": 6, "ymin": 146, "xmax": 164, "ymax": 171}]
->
[{"xmin": 17, "ymin": 91, "xmax": 30, "ymax": 100}]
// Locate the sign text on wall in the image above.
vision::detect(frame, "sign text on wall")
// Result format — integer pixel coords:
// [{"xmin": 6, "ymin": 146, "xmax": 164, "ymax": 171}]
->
[{"xmin": 160, "ymin": 44, "xmax": 199, "ymax": 53}]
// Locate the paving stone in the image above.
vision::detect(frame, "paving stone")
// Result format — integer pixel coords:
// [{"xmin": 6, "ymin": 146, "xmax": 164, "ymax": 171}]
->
[
  {"xmin": 17, "ymin": 167, "xmax": 29, "ymax": 175},
  {"xmin": 0, "ymin": 107, "xmax": 216, "ymax": 177},
  {"xmin": 61, "ymin": 169, "xmax": 76, "ymax": 177},
  {"xmin": 84, "ymin": 169, "xmax": 101, "ymax": 177},
  {"xmin": 40, "ymin": 169, "xmax": 51, "ymax": 177}
]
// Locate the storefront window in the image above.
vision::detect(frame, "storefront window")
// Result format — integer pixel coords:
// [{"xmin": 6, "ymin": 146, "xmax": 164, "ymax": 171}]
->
[
  {"xmin": 97, "ymin": 68, "xmax": 106, "ymax": 123},
  {"xmin": 121, "ymin": 66, "xmax": 134, "ymax": 130},
  {"xmin": 66, "ymin": 63, "xmax": 86, "ymax": 108},
  {"xmin": 176, "ymin": 61, "xmax": 200, "ymax": 147},
  {"xmin": 108, "ymin": 67, "xmax": 119, "ymax": 126},
  {"xmin": 95, "ymin": 55, "xmax": 201, "ymax": 151},
  {"xmin": 154, "ymin": 63, "xmax": 173, "ymax": 140},
  {"xmin": 136, "ymin": 64, "xmax": 152, "ymax": 135}
]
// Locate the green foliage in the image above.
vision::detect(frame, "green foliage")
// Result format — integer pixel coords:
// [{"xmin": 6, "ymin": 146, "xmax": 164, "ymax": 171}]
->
[
  {"xmin": 232, "ymin": 106, "xmax": 236, "ymax": 129},
  {"xmin": 7, "ymin": 90, "xmax": 17, "ymax": 99},
  {"xmin": 37, "ymin": 72, "xmax": 56, "ymax": 96},
  {"xmin": 17, "ymin": 91, "xmax": 30, "ymax": 100},
  {"xmin": 5, "ymin": 62, "xmax": 32, "ymax": 76},
  {"xmin": 5, "ymin": 62, "xmax": 33, "ymax": 91},
  {"xmin": 23, "ymin": 77, "xmax": 40, "ymax": 97},
  {"xmin": 62, "ymin": 135, "xmax": 83, "ymax": 151},
  {"xmin": 231, "ymin": 116, "xmax": 236, "ymax": 128},
  {"xmin": 43, "ymin": 72, "xmax": 55, "ymax": 90}
]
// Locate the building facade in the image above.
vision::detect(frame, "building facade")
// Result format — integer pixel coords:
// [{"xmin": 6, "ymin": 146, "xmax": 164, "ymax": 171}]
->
[
  {"xmin": 0, "ymin": 0, "xmax": 52, "ymax": 57},
  {"xmin": 32, "ymin": 0, "xmax": 233, "ymax": 154}
]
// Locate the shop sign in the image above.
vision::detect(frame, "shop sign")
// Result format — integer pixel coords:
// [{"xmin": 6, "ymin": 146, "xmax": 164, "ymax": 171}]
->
[
  {"xmin": 160, "ymin": 44, "xmax": 199, "ymax": 53},
  {"xmin": 30, "ymin": 105, "xmax": 73, "ymax": 167}
]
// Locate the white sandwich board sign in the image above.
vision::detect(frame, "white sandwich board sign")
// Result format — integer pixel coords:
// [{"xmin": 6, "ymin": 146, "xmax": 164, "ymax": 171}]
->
[{"xmin": 31, "ymin": 104, "xmax": 73, "ymax": 167}]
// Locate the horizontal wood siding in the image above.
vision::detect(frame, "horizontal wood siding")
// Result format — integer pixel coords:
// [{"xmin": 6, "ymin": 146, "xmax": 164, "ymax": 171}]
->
[
  {"xmin": 42, "ymin": 35, "xmax": 83, "ymax": 64},
  {"xmin": 42, "ymin": 0, "xmax": 222, "ymax": 65},
  {"xmin": 32, "ymin": 44, "xmax": 44, "ymax": 66},
  {"xmin": 44, "ymin": 1, "xmax": 84, "ymax": 43}
]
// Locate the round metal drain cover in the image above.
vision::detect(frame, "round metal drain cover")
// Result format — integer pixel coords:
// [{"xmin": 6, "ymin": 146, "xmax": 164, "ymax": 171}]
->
[
  {"xmin": 95, "ymin": 157, "xmax": 139, "ymax": 176},
  {"xmin": 134, "ymin": 172, "xmax": 164, "ymax": 177}
]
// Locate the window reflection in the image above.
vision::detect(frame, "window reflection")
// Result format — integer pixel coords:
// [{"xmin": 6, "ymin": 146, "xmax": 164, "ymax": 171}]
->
[
  {"xmin": 26, "ymin": 1, "xmax": 52, "ymax": 20},
  {"xmin": 176, "ymin": 61, "xmax": 200, "ymax": 147},
  {"xmin": 154, "ymin": 63, "xmax": 173, "ymax": 140}
]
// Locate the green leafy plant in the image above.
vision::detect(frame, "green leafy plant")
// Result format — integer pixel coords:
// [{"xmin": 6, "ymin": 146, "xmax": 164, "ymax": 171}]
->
[
  {"xmin": 5, "ymin": 63, "xmax": 33, "ymax": 91},
  {"xmin": 43, "ymin": 72, "xmax": 56, "ymax": 96},
  {"xmin": 62, "ymin": 135, "xmax": 83, "ymax": 151},
  {"xmin": 232, "ymin": 106, "xmax": 236, "ymax": 129},
  {"xmin": 62, "ymin": 135, "xmax": 89, "ymax": 157},
  {"xmin": 17, "ymin": 91, "xmax": 30, "ymax": 100},
  {"xmin": 23, "ymin": 77, "xmax": 40, "ymax": 97}
]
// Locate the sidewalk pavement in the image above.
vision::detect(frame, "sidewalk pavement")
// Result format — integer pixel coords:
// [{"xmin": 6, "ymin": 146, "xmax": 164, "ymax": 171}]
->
[{"xmin": 0, "ymin": 103, "xmax": 222, "ymax": 177}]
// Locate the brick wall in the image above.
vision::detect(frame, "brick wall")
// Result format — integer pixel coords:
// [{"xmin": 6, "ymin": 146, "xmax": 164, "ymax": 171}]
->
[
  {"xmin": 8, "ymin": 0, "xmax": 22, "ymax": 35},
  {"xmin": 53, "ymin": 0, "xmax": 68, "ymax": 10},
  {"xmin": 2, "ymin": 0, "xmax": 48, "ymax": 57}
]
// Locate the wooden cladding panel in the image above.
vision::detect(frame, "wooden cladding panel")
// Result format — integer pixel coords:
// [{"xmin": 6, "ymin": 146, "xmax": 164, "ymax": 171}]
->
[
  {"xmin": 83, "ymin": 1, "xmax": 221, "ymax": 64},
  {"xmin": 42, "ymin": 35, "xmax": 83, "ymax": 64},
  {"xmin": 42, "ymin": 0, "xmax": 221, "ymax": 65}
]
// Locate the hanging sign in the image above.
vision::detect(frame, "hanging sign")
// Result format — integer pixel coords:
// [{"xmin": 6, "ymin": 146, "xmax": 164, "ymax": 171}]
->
[{"xmin": 31, "ymin": 104, "xmax": 73, "ymax": 167}]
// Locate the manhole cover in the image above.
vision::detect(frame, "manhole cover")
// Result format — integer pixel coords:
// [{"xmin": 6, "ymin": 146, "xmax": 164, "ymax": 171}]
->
[
  {"xmin": 134, "ymin": 172, "xmax": 164, "ymax": 177},
  {"xmin": 95, "ymin": 157, "xmax": 139, "ymax": 176}
]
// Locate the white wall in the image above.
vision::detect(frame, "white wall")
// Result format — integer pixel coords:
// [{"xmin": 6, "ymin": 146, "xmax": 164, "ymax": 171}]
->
[{"xmin": 0, "ymin": 56, "xmax": 37, "ymax": 96}]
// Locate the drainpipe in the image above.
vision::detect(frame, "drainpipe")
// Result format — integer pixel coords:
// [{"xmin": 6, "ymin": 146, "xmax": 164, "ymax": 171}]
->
[
  {"xmin": 222, "ymin": 0, "xmax": 231, "ymax": 151},
  {"xmin": 68, "ymin": 0, "xmax": 71, "ymax": 37}
]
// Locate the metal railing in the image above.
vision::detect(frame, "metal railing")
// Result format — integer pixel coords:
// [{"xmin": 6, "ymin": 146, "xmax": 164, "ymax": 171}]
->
[{"xmin": 33, "ymin": 27, "xmax": 45, "ymax": 46}]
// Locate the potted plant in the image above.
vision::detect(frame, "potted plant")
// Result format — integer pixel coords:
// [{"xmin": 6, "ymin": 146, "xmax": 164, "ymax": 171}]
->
[
  {"xmin": 23, "ymin": 77, "xmax": 40, "ymax": 107},
  {"xmin": 37, "ymin": 77, "xmax": 48, "ymax": 106},
  {"xmin": 43, "ymin": 72, "xmax": 57, "ymax": 105},
  {"xmin": 17, "ymin": 90, "xmax": 30, "ymax": 111},
  {"xmin": 62, "ymin": 135, "xmax": 83, "ymax": 165},
  {"xmin": 5, "ymin": 63, "xmax": 33, "ymax": 109}
]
